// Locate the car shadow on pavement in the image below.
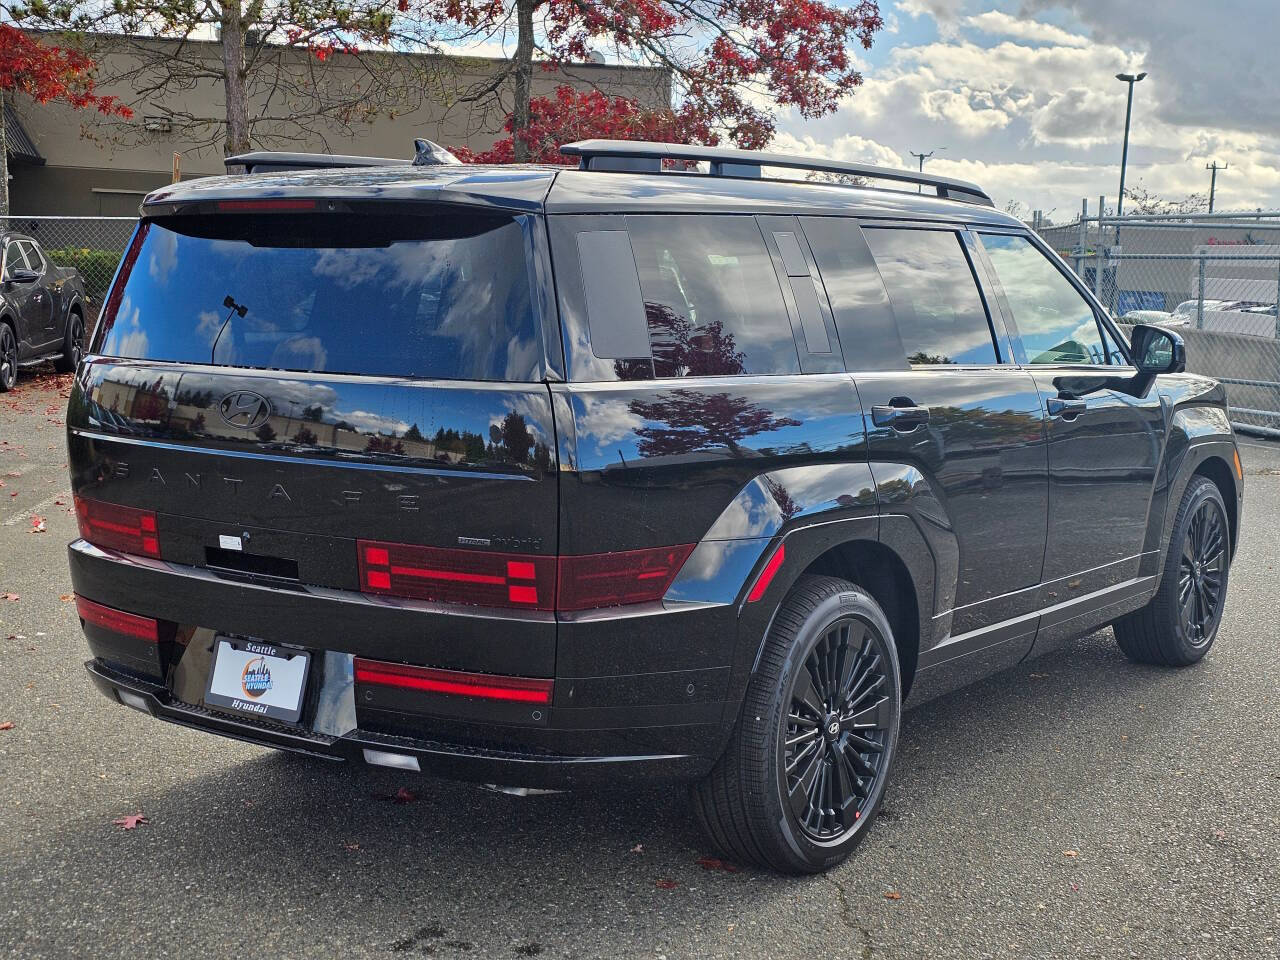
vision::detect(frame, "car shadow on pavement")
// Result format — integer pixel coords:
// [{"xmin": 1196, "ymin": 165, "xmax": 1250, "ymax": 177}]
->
[{"xmin": 3, "ymin": 627, "xmax": 1216, "ymax": 959}]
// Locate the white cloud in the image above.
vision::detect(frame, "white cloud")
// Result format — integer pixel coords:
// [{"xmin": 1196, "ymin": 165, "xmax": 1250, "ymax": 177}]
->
[{"xmin": 964, "ymin": 11, "xmax": 1089, "ymax": 48}]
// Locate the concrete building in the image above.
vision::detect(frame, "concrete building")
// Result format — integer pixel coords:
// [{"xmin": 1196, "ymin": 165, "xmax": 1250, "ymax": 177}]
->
[{"xmin": 5, "ymin": 35, "xmax": 670, "ymax": 216}]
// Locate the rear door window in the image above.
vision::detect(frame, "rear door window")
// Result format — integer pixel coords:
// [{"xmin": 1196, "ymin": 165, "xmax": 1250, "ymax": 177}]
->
[
  {"xmin": 862, "ymin": 228, "xmax": 999, "ymax": 366},
  {"xmin": 627, "ymin": 215, "xmax": 800, "ymax": 378},
  {"xmin": 95, "ymin": 213, "xmax": 543, "ymax": 382},
  {"xmin": 976, "ymin": 233, "xmax": 1112, "ymax": 365}
]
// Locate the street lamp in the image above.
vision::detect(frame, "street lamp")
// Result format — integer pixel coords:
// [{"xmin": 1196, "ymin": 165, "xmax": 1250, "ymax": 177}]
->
[{"xmin": 1114, "ymin": 72, "xmax": 1147, "ymax": 221}]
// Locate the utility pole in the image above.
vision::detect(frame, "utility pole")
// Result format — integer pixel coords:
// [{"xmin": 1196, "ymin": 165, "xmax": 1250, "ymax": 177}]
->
[
  {"xmin": 1206, "ymin": 161, "xmax": 1227, "ymax": 213},
  {"xmin": 908, "ymin": 148, "xmax": 944, "ymax": 193}
]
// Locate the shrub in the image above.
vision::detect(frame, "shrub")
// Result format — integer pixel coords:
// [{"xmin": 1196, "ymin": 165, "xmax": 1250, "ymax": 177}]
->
[{"xmin": 42, "ymin": 247, "xmax": 122, "ymax": 302}]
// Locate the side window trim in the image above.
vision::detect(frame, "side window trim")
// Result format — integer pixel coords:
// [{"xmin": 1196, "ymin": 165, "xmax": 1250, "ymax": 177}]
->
[
  {"xmin": 758, "ymin": 215, "xmax": 844, "ymax": 373},
  {"xmin": 21, "ymin": 242, "xmax": 45, "ymax": 274},
  {"xmin": 858, "ymin": 221, "xmax": 1006, "ymax": 370},
  {"xmin": 964, "ymin": 229, "xmax": 1025, "ymax": 366}
]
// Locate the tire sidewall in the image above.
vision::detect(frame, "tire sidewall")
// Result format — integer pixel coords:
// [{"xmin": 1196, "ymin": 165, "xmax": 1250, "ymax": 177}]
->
[
  {"xmin": 756, "ymin": 585, "xmax": 902, "ymax": 872},
  {"xmin": 1163, "ymin": 478, "xmax": 1231, "ymax": 661}
]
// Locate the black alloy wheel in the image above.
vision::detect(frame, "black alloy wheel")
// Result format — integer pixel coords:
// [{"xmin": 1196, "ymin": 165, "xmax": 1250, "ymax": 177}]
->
[
  {"xmin": 692, "ymin": 576, "xmax": 901, "ymax": 873},
  {"xmin": 0, "ymin": 324, "xmax": 17, "ymax": 392},
  {"xmin": 1178, "ymin": 497, "xmax": 1228, "ymax": 648},
  {"xmin": 1115, "ymin": 475, "xmax": 1231, "ymax": 667},
  {"xmin": 55, "ymin": 312, "xmax": 84, "ymax": 373},
  {"xmin": 783, "ymin": 616, "xmax": 893, "ymax": 842}
]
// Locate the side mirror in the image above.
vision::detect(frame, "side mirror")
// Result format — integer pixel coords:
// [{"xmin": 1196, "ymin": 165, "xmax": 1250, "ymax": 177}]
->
[
  {"xmin": 1129, "ymin": 324, "xmax": 1185, "ymax": 375},
  {"xmin": 5, "ymin": 268, "xmax": 40, "ymax": 285}
]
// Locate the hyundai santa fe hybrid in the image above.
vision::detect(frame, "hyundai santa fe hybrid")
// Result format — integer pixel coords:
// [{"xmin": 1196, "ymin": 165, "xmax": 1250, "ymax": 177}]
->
[{"xmin": 67, "ymin": 140, "xmax": 1243, "ymax": 874}]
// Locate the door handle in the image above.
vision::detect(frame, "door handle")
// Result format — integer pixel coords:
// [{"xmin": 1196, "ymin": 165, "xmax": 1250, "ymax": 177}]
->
[
  {"xmin": 1047, "ymin": 397, "xmax": 1088, "ymax": 419},
  {"xmin": 872, "ymin": 404, "xmax": 931, "ymax": 430}
]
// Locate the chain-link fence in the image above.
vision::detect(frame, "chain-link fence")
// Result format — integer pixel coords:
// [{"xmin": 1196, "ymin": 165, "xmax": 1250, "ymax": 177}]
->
[
  {"xmin": 1, "ymin": 215, "xmax": 138, "ymax": 332},
  {"xmin": 1039, "ymin": 206, "xmax": 1280, "ymax": 439}
]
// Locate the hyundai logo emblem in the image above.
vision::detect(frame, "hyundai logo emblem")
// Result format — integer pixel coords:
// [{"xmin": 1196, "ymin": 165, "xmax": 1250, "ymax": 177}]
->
[
  {"xmin": 218, "ymin": 390, "xmax": 272, "ymax": 430},
  {"xmin": 827, "ymin": 720, "xmax": 840, "ymax": 736}
]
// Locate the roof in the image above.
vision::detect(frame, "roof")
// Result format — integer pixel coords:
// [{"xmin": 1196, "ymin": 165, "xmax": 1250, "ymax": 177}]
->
[
  {"xmin": 4, "ymin": 103, "xmax": 44, "ymax": 165},
  {"xmin": 140, "ymin": 157, "xmax": 1021, "ymax": 227}
]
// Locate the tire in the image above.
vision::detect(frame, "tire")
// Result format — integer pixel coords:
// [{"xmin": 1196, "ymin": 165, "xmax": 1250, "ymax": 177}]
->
[
  {"xmin": 0, "ymin": 322, "xmax": 17, "ymax": 392},
  {"xmin": 53, "ymin": 309, "xmax": 84, "ymax": 373},
  {"xmin": 1114, "ymin": 476, "xmax": 1230, "ymax": 667},
  {"xmin": 691, "ymin": 575, "xmax": 902, "ymax": 874}
]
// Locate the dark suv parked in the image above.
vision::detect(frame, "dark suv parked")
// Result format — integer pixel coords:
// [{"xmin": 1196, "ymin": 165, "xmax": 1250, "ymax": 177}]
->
[
  {"xmin": 67, "ymin": 141, "xmax": 1243, "ymax": 873},
  {"xmin": 2, "ymin": 232, "xmax": 88, "ymax": 391}
]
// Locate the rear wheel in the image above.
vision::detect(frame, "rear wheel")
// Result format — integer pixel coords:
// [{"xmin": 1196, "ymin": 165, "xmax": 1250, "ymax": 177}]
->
[
  {"xmin": 1114, "ymin": 476, "xmax": 1230, "ymax": 666},
  {"xmin": 691, "ymin": 576, "xmax": 901, "ymax": 873},
  {"xmin": 0, "ymin": 323, "xmax": 17, "ymax": 392},
  {"xmin": 54, "ymin": 310, "xmax": 84, "ymax": 373}
]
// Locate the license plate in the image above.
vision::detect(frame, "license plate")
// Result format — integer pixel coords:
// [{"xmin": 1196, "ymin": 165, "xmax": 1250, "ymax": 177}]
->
[{"xmin": 204, "ymin": 638, "xmax": 310, "ymax": 724}]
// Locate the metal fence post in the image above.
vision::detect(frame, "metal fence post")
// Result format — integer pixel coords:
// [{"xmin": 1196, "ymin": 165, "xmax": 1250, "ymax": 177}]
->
[
  {"xmin": 1197, "ymin": 255, "xmax": 1206, "ymax": 330},
  {"xmin": 1095, "ymin": 196, "xmax": 1105, "ymax": 299},
  {"xmin": 1275, "ymin": 258, "xmax": 1280, "ymax": 340},
  {"xmin": 1076, "ymin": 198, "xmax": 1087, "ymax": 279}
]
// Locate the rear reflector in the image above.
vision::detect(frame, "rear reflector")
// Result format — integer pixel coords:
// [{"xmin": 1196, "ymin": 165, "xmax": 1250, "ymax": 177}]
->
[
  {"xmin": 556, "ymin": 544, "xmax": 695, "ymax": 611},
  {"xmin": 216, "ymin": 198, "xmax": 317, "ymax": 212},
  {"xmin": 353, "ymin": 657, "xmax": 553, "ymax": 704},
  {"xmin": 747, "ymin": 543, "xmax": 786, "ymax": 603},
  {"xmin": 358, "ymin": 540, "xmax": 556, "ymax": 610},
  {"xmin": 75, "ymin": 595, "xmax": 160, "ymax": 642},
  {"xmin": 74, "ymin": 496, "xmax": 160, "ymax": 558}
]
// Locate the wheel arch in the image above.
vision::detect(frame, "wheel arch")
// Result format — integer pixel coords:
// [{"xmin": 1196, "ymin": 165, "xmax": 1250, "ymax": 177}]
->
[
  {"xmin": 1192, "ymin": 454, "xmax": 1239, "ymax": 559},
  {"xmin": 798, "ymin": 540, "xmax": 921, "ymax": 700}
]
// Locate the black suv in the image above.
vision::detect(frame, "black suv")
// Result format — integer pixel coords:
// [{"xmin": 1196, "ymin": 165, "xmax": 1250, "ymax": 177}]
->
[
  {"xmin": 2, "ymin": 232, "xmax": 88, "ymax": 391},
  {"xmin": 67, "ymin": 141, "xmax": 1243, "ymax": 874}
]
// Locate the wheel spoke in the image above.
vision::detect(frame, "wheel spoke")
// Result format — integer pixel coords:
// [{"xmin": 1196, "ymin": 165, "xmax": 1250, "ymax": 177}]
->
[
  {"xmin": 844, "ymin": 694, "xmax": 890, "ymax": 730},
  {"xmin": 792, "ymin": 668, "xmax": 825, "ymax": 720}
]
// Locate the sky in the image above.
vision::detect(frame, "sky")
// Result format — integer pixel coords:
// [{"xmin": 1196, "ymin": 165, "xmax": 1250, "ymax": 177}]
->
[{"xmin": 766, "ymin": 0, "xmax": 1280, "ymax": 219}]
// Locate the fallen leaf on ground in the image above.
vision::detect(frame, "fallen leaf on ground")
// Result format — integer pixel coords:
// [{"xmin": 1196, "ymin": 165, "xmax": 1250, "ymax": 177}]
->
[
  {"xmin": 113, "ymin": 813, "xmax": 148, "ymax": 830},
  {"xmin": 884, "ymin": 891, "xmax": 902, "ymax": 901},
  {"xmin": 60, "ymin": 594, "xmax": 73, "ymax": 602},
  {"xmin": 630, "ymin": 844, "xmax": 643, "ymax": 854},
  {"xmin": 0, "ymin": 721, "xmax": 14, "ymax": 731},
  {"xmin": 695, "ymin": 856, "xmax": 741, "ymax": 873},
  {"xmin": 376, "ymin": 787, "xmax": 417, "ymax": 804},
  {"xmin": 655, "ymin": 878, "xmax": 678, "ymax": 890},
  {"xmin": 30, "ymin": 516, "xmax": 46, "ymax": 533},
  {"xmin": 1063, "ymin": 850, "xmax": 1079, "ymax": 858},
  {"xmin": 343, "ymin": 842, "xmax": 361, "ymax": 851},
  {"xmin": 2, "ymin": 594, "xmax": 18, "ymax": 602}
]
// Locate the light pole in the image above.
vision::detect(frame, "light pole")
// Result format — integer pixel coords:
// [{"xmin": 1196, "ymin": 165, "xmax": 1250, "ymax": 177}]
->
[
  {"xmin": 1114, "ymin": 72, "xmax": 1146, "ymax": 223},
  {"xmin": 1206, "ymin": 161, "xmax": 1227, "ymax": 213},
  {"xmin": 908, "ymin": 148, "xmax": 945, "ymax": 192}
]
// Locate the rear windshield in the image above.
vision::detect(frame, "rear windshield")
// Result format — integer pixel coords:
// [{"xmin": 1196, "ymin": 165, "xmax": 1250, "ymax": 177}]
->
[{"xmin": 94, "ymin": 212, "xmax": 542, "ymax": 381}]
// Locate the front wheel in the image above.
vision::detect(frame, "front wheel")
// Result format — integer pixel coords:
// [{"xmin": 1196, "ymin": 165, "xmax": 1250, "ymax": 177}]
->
[
  {"xmin": 691, "ymin": 576, "xmax": 901, "ymax": 873},
  {"xmin": 1114, "ymin": 476, "xmax": 1231, "ymax": 666}
]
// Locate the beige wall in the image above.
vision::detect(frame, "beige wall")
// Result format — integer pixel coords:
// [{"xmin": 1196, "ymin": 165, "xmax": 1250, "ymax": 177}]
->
[{"xmin": 10, "ymin": 37, "xmax": 669, "ymax": 215}]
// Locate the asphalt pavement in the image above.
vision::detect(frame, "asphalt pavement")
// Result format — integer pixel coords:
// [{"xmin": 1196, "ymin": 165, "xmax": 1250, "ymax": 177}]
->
[{"xmin": 2, "ymin": 367, "xmax": 1278, "ymax": 960}]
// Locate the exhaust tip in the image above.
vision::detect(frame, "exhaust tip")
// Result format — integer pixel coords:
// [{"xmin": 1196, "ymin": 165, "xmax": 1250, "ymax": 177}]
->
[{"xmin": 362, "ymin": 748, "xmax": 421, "ymax": 772}]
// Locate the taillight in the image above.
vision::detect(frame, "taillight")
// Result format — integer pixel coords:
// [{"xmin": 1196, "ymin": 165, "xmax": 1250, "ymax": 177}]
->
[
  {"xmin": 75, "ymin": 496, "xmax": 160, "ymax": 558},
  {"xmin": 357, "ymin": 540, "xmax": 694, "ymax": 611},
  {"xmin": 358, "ymin": 540, "xmax": 556, "ymax": 611},
  {"xmin": 354, "ymin": 657, "xmax": 553, "ymax": 704},
  {"xmin": 556, "ymin": 544, "xmax": 695, "ymax": 611},
  {"xmin": 75, "ymin": 595, "xmax": 160, "ymax": 642}
]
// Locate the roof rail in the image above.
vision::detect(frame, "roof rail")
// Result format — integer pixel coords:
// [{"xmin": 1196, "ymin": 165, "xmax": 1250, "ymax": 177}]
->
[
  {"xmin": 226, "ymin": 139, "xmax": 460, "ymax": 174},
  {"xmin": 560, "ymin": 139, "xmax": 994, "ymax": 207}
]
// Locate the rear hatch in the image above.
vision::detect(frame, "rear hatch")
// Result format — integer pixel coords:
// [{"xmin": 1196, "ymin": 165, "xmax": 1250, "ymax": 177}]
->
[{"xmin": 68, "ymin": 203, "xmax": 560, "ymax": 675}]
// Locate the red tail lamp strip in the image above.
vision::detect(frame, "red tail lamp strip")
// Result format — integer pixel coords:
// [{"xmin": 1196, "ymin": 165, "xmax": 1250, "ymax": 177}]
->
[
  {"xmin": 556, "ymin": 543, "xmax": 695, "ymax": 611},
  {"xmin": 353, "ymin": 658, "xmax": 552, "ymax": 704},
  {"xmin": 358, "ymin": 540, "xmax": 556, "ymax": 611},
  {"xmin": 74, "ymin": 496, "xmax": 161, "ymax": 558},
  {"xmin": 75, "ymin": 595, "xmax": 160, "ymax": 643},
  {"xmin": 747, "ymin": 543, "xmax": 786, "ymax": 603}
]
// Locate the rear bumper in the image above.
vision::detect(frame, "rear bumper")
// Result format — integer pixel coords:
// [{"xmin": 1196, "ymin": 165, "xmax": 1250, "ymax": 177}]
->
[
  {"xmin": 86, "ymin": 658, "xmax": 714, "ymax": 788},
  {"xmin": 71, "ymin": 539, "xmax": 733, "ymax": 787}
]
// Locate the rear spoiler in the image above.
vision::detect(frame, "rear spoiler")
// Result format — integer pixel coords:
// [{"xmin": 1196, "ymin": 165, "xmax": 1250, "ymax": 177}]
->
[{"xmin": 225, "ymin": 139, "xmax": 461, "ymax": 174}]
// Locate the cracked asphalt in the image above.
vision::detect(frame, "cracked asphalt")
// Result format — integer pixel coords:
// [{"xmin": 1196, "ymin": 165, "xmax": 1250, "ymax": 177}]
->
[{"xmin": 2, "ymin": 367, "xmax": 1278, "ymax": 960}]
